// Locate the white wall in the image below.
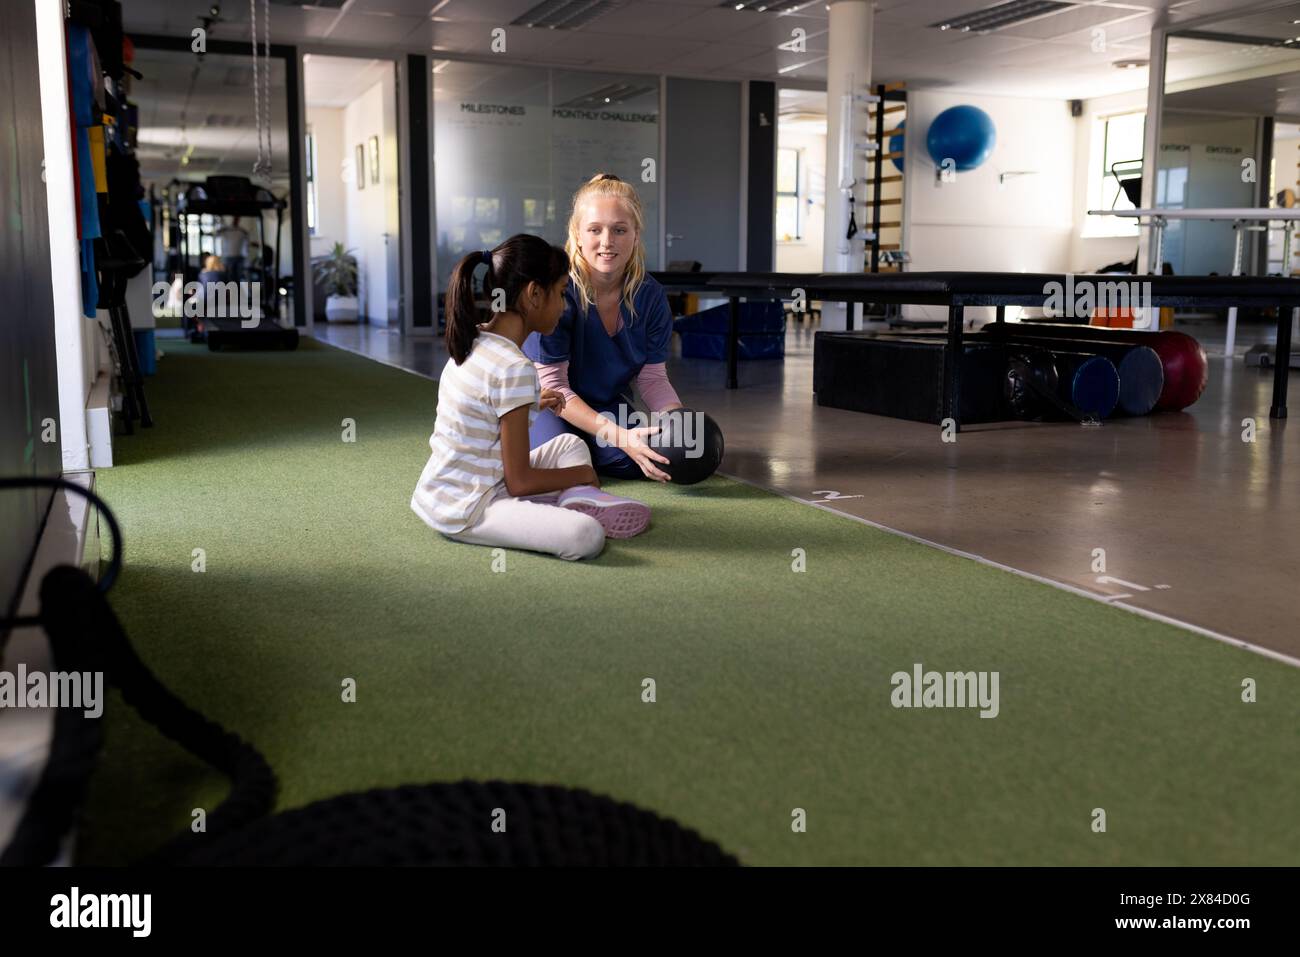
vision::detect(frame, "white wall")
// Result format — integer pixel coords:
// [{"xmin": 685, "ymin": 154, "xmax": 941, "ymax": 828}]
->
[
  {"xmin": 343, "ymin": 78, "xmax": 394, "ymax": 324},
  {"xmin": 904, "ymin": 90, "xmax": 1076, "ymax": 274},
  {"xmin": 900, "ymin": 89, "xmax": 1076, "ymax": 320},
  {"xmin": 775, "ymin": 126, "xmax": 826, "ymax": 272},
  {"xmin": 307, "ymin": 106, "xmax": 346, "ymax": 260},
  {"xmin": 37, "ymin": 0, "xmax": 94, "ymax": 471}
]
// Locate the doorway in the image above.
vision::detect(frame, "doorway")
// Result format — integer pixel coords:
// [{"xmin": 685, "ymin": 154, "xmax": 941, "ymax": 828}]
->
[
  {"xmin": 775, "ymin": 88, "xmax": 827, "ymax": 272},
  {"xmin": 304, "ymin": 55, "xmax": 403, "ymax": 330}
]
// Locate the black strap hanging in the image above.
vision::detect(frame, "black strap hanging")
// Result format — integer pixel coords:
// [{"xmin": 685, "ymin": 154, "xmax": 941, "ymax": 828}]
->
[{"xmin": 0, "ymin": 477, "xmax": 123, "ymax": 629}]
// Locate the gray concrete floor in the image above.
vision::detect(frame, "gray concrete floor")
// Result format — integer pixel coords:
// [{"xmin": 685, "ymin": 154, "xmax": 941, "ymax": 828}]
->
[{"xmin": 315, "ymin": 315, "xmax": 1300, "ymax": 662}]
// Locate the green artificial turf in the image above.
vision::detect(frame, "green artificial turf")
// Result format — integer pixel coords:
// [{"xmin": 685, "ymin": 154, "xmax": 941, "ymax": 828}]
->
[{"xmin": 80, "ymin": 337, "xmax": 1300, "ymax": 865}]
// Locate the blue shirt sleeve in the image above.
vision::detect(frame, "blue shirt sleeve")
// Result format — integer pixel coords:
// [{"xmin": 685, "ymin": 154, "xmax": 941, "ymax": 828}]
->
[
  {"xmin": 523, "ymin": 287, "xmax": 579, "ymax": 364},
  {"xmin": 641, "ymin": 280, "xmax": 673, "ymax": 365}
]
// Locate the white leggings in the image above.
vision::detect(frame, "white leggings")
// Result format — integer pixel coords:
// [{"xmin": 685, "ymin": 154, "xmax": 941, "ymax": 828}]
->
[{"xmin": 446, "ymin": 433, "xmax": 605, "ymax": 561}]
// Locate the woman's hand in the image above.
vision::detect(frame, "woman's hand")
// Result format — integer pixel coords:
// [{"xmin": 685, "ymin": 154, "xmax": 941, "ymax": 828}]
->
[
  {"xmin": 620, "ymin": 426, "xmax": 671, "ymax": 482},
  {"xmin": 538, "ymin": 389, "xmax": 567, "ymax": 414}
]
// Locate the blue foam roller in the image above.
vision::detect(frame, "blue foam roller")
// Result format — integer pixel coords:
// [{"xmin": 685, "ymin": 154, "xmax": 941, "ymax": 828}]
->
[
  {"xmin": 1116, "ymin": 346, "xmax": 1163, "ymax": 416},
  {"xmin": 1068, "ymin": 355, "xmax": 1120, "ymax": 418}
]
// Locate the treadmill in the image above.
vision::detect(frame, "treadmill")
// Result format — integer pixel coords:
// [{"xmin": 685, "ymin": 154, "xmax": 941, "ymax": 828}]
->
[{"xmin": 176, "ymin": 175, "xmax": 299, "ymax": 350}]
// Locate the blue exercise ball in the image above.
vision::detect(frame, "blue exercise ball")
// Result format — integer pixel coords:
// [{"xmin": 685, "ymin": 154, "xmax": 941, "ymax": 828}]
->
[
  {"xmin": 888, "ymin": 120, "xmax": 904, "ymax": 173},
  {"xmin": 925, "ymin": 106, "xmax": 996, "ymax": 173}
]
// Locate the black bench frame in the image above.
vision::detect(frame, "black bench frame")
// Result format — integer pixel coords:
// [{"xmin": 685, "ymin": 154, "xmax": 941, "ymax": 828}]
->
[{"xmin": 653, "ymin": 271, "xmax": 1299, "ymax": 431}]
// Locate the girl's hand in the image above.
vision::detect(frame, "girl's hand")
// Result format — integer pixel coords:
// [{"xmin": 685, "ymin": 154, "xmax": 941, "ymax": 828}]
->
[
  {"xmin": 538, "ymin": 389, "xmax": 566, "ymax": 414},
  {"xmin": 621, "ymin": 426, "xmax": 671, "ymax": 482}
]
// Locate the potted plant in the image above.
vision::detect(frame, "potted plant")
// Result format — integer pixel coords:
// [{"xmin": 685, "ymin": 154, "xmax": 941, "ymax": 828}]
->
[{"xmin": 315, "ymin": 242, "xmax": 359, "ymax": 322}]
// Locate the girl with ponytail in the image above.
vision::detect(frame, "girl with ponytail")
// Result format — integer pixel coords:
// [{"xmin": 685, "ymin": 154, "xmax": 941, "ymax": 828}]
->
[{"xmin": 411, "ymin": 234, "xmax": 651, "ymax": 561}]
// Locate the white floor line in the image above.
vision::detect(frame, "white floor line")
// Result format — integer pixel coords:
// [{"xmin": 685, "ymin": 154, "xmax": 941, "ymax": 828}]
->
[{"xmin": 719, "ymin": 471, "xmax": 1300, "ymax": 671}]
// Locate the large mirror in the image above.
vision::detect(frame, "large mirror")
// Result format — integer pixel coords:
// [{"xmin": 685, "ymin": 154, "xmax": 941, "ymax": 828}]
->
[
  {"xmin": 1159, "ymin": 9, "xmax": 1300, "ymax": 278},
  {"xmin": 130, "ymin": 44, "xmax": 296, "ymax": 324}
]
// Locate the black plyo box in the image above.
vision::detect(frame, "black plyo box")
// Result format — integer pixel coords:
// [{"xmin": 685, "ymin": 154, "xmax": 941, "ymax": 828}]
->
[{"xmin": 812, "ymin": 332, "xmax": 1007, "ymax": 424}]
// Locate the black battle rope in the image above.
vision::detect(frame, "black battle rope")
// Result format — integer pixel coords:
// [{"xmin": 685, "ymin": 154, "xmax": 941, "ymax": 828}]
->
[
  {"xmin": 0, "ymin": 565, "xmax": 277, "ymax": 867},
  {"xmin": 0, "ymin": 476, "xmax": 275, "ymax": 866},
  {"xmin": 0, "ymin": 477, "xmax": 123, "ymax": 628},
  {"xmin": 1, "ymin": 483, "xmax": 735, "ymax": 867},
  {"xmin": 0, "ymin": 567, "xmax": 106, "ymax": 866},
  {"xmin": 176, "ymin": 780, "xmax": 738, "ymax": 866}
]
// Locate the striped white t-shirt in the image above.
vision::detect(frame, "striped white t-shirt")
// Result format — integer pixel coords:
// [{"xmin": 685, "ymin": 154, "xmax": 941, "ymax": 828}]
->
[{"xmin": 411, "ymin": 329, "xmax": 539, "ymax": 534}]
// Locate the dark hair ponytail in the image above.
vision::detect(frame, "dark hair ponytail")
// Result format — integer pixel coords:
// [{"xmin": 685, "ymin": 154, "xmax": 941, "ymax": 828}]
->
[{"xmin": 444, "ymin": 235, "xmax": 570, "ymax": 364}]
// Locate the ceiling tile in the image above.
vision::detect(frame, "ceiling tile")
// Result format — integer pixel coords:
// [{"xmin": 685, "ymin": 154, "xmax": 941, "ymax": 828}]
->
[
  {"xmin": 329, "ymin": 12, "xmax": 426, "ymax": 44},
  {"xmin": 352, "ymin": 0, "xmax": 448, "ymax": 15},
  {"xmin": 118, "ymin": 0, "xmax": 1286, "ymax": 100}
]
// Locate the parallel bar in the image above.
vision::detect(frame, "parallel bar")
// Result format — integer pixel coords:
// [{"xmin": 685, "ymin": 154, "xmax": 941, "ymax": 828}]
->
[{"xmin": 1090, "ymin": 207, "xmax": 1300, "ymax": 221}]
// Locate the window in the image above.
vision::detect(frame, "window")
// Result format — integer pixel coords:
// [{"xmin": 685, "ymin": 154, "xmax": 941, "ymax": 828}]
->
[
  {"xmin": 1102, "ymin": 112, "xmax": 1145, "ymax": 209},
  {"xmin": 1084, "ymin": 111, "xmax": 1144, "ymax": 238},
  {"xmin": 184, "ymin": 213, "xmax": 218, "ymax": 258},
  {"xmin": 306, "ymin": 129, "xmax": 318, "ymax": 235},
  {"xmin": 776, "ymin": 147, "xmax": 802, "ymax": 241}
]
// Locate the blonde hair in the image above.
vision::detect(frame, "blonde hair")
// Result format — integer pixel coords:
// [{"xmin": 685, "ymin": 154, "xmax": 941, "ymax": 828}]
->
[
  {"xmin": 565, "ymin": 173, "xmax": 647, "ymax": 321},
  {"xmin": 203, "ymin": 255, "xmax": 223, "ymax": 272}
]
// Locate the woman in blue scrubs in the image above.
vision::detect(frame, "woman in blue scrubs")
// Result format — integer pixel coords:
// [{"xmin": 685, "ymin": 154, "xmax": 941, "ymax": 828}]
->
[{"xmin": 524, "ymin": 174, "xmax": 684, "ymax": 481}]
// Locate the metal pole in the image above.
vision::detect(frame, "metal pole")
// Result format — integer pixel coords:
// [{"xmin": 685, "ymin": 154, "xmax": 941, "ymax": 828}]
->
[
  {"xmin": 1270, "ymin": 305, "xmax": 1293, "ymax": 419},
  {"xmin": 1224, "ymin": 222, "xmax": 1245, "ymax": 358},
  {"xmin": 1151, "ymin": 216, "xmax": 1165, "ymax": 276},
  {"xmin": 944, "ymin": 302, "xmax": 964, "ymax": 432},
  {"xmin": 1282, "ymin": 217, "xmax": 1293, "ymax": 278},
  {"xmin": 727, "ymin": 295, "xmax": 740, "ymax": 390}
]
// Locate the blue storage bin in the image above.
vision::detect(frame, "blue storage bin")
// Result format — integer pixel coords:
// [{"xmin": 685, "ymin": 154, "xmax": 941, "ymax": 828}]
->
[{"xmin": 674, "ymin": 302, "xmax": 785, "ymax": 361}]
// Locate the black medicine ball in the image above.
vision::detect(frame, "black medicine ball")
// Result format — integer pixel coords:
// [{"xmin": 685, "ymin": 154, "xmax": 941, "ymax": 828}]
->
[{"xmin": 654, "ymin": 408, "xmax": 724, "ymax": 485}]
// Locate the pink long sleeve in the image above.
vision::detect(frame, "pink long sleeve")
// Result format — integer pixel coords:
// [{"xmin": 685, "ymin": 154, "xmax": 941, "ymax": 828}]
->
[
  {"xmin": 635, "ymin": 362, "xmax": 681, "ymax": 412},
  {"xmin": 536, "ymin": 361, "xmax": 577, "ymax": 405}
]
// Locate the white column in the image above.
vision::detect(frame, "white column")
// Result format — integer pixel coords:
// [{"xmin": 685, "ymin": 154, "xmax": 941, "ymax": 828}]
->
[
  {"xmin": 1138, "ymin": 13, "xmax": 1168, "ymax": 275},
  {"xmin": 36, "ymin": 0, "xmax": 92, "ymax": 472},
  {"xmin": 821, "ymin": 0, "xmax": 873, "ymax": 330}
]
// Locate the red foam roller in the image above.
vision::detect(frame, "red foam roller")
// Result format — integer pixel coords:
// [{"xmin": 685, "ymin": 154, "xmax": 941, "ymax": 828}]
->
[{"xmin": 1149, "ymin": 331, "xmax": 1207, "ymax": 411}]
